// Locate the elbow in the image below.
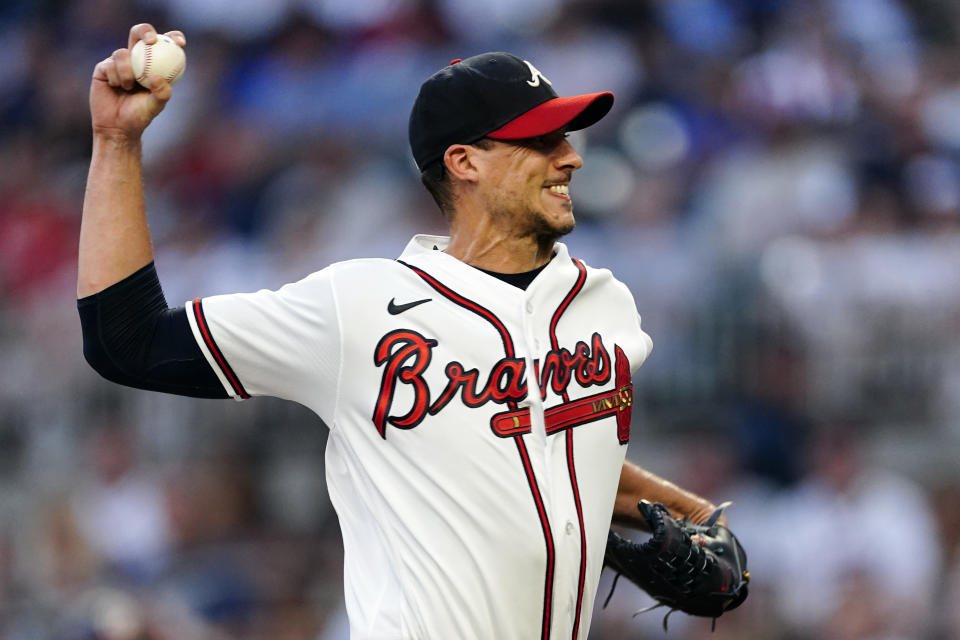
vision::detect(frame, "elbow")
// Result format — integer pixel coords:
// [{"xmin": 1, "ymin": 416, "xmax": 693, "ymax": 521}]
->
[
  {"xmin": 81, "ymin": 324, "xmax": 127, "ymax": 384},
  {"xmin": 78, "ymin": 299, "xmax": 132, "ymax": 385},
  {"xmin": 76, "ymin": 263, "xmax": 171, "ymax": 390}
]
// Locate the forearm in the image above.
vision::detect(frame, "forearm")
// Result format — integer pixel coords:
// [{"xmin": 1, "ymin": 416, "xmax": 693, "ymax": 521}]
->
[
  {"xmin": 613, "ymin": 460, "xmax": 718, "ymax": 529},
  {"xmin": 77, "ymin": 132, "xmax": 154, "ymax": 298}
]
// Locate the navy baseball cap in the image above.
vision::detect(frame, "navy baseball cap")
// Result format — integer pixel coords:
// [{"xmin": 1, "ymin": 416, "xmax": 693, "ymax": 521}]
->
[{"xmin": 409, "ymin": 52, "xmax": 614, "ymax": 171}]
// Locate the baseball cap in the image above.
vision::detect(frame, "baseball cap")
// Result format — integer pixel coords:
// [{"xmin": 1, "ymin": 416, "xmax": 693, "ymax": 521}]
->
[{"xmin": 409, "ymin": 52, "xmax": 614, "ymax": 171}]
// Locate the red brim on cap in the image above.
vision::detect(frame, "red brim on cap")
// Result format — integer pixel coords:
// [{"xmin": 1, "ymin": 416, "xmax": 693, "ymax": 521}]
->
[{"xmin": 486, "ymin": 92, "xmax": 614, "ymax": 140}]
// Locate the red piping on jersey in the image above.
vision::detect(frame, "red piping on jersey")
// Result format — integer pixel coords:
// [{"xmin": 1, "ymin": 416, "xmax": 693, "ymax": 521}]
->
[
  {"xmin": 549, "ymin": 258, "xmax": 588, "ymax": 365},
  {"xmin": 549, "ymin": 257, "xmax": 589, "ymax": 640},
  {"xmin": 398, "ymin": 260, "xmax": 555, "ymax": 640},
  {"xmin": 398, "ymin": 261, "xmax": 515, "ymax": 357},
  {"xmin": 514, "ymin": 434, "xmax": 556, "ymax": 640},
  {"xmin": 192, "ymin": 298, "xmax": 250, "ymax": 399},
  {"xmin": 566, "ymin": 431, "xmax": 587, "ymax": 640}
]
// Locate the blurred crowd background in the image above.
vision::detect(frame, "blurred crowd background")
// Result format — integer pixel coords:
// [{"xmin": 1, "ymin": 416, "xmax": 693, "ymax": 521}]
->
[{"xmin": 2, "ymin": 0, "xmax": 960, "ymax": 638}]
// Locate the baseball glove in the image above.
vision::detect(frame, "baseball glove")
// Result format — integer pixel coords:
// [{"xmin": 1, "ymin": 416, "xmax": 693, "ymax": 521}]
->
[{"xmin": 603, "ymin": 500, "xmax": 750, "ymax": 631}]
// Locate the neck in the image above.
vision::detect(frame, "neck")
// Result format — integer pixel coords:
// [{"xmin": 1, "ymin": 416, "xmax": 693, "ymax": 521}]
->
[{"xmin": 445, "ymin": 217, "xmax": 556, "ymax": 273}]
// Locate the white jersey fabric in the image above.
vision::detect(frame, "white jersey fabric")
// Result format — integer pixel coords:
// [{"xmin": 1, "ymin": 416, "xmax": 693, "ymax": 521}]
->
[{"xmin": 184, "ymin": 235, "xmax": 653, "ymax": 640}]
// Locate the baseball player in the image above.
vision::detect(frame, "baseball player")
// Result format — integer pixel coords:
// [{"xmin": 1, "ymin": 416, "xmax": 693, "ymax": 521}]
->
[{"xmin": 79, "ymin": 24, "xmax": 729, "ymax": 640}]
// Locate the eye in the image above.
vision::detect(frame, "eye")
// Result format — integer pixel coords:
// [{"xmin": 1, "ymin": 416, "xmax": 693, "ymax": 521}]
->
[{"xmin": 520, "ymin": 131, "xmax": 569, "ymax": 152}]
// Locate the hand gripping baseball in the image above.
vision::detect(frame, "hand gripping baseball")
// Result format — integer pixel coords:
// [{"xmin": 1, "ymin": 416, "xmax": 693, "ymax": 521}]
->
[
  {"xmin": 603, "ymin": 500, "xmax": 750, "ymax": 631},
  {"xmin": 90, "ymin": 24, "xmax": 186, "ymax": 139}
]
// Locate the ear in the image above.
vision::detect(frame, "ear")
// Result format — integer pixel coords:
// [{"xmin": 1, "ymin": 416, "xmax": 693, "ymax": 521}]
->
[{"xmin": 443, "ymin": 144, "xmax": 481, "ymax": 183}]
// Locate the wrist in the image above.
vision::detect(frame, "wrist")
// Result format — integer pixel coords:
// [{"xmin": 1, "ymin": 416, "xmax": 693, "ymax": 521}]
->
[
  {"xmin": 92, "ymin": 127, "xmax": 143, "ymax": 148},
  {"xmin": 686, "ymin": 502, "xmax": 718, "ymax": 524}
]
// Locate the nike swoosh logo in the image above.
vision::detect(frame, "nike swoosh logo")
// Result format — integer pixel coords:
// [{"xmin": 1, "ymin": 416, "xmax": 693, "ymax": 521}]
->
[{"xmin": 387, "ymin": 297, "xmax": 431, "ymax": 315}]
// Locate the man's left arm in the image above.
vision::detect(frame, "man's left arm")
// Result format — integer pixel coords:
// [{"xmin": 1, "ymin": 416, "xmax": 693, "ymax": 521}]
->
[{"xmin": 613, "ymin": 460, "xmax": 722, "ymax": 529}]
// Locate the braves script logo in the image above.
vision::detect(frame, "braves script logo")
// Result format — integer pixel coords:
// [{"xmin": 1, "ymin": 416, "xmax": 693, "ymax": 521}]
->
[{"xmin": 372, "ymin": 330, "xmax": 631, "ymax": 441}]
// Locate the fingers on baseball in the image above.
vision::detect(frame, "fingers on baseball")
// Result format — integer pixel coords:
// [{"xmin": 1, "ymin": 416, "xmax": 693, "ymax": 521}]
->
[
  {"xmin": 93, "ymin": 58, "xmax": 114, "ymax": 84},
  {"xmin": 109, "ymin": 48, "xmax": 137, "ymax": 91},
  {"xmin": 164, "ymin": 30, "xmax": 187, "ymax": 48},
  {"xmin": 95, "ymin": 54, "xmax": 124, "ymax": 89},
  {"xmin": 128, "ymin": 23, "xmax": 158, "ymax": 50},
  {"xmin": 148, "ymin": 76, "xmax": 173, "ymax": 105}
]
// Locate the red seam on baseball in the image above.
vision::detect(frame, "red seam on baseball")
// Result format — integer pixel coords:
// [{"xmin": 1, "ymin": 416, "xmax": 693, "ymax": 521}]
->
[
  {"xmin": 167, "ymin": 61, "xmax": 184, "ymax": 81},
  {"xmin": 138, "ymin": 45, "xmax": 153, "ymax": 83}
]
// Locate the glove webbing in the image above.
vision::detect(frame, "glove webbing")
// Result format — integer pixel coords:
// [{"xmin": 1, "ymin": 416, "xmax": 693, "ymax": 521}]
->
[
  {"xmin": 603, "ymin": 501, "xmax": 734, "ymax": 632},
  {"xmin": 604, "ymin": 542, "xmax": 719, "ymax": 631},
  {"xmin": 652, "ymin": 536, "xmax": 715, "ymax": 595}
]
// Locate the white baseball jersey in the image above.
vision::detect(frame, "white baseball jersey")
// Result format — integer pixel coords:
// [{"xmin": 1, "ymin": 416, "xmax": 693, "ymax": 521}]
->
[{"xmin": 184, "ymin": 234, "xmax": 653, "ymax": 640}]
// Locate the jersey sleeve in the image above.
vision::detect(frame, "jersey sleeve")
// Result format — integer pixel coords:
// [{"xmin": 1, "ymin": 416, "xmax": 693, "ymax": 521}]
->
[
  {"xmin": 633, "ymin": 312, "xmax": 654, "ymax": 373},
  {"xmin": 184, "ymin": 268, "xmax": 341, "ymax": 421},
  {"xmin": 612, "ymin": 278, "xmax": 653, "ymax": 373}
]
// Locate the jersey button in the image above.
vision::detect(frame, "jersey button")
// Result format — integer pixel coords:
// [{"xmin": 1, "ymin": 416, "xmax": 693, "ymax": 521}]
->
[
  {"xmin": 525, "ymin": 301, "xmax": 533, "ymax": 314},
  {"xmin": 565, "ymin": 521, "xmax": 575, "ymax": 535}
]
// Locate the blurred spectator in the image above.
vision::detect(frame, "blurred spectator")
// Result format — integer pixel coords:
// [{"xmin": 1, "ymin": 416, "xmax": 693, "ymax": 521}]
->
[
  {"xmin": 70, "ymin": 418, "xmax": 172, "ymax": 585},
  {"xmin": 772, "ymin": 424, "xmax": 941, "ymax": 638}
]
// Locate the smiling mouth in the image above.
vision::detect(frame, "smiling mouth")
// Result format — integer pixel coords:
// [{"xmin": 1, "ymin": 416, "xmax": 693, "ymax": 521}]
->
[{"xmin": 547, "ymin": 184, "xmax": 570, "ymax": 197}]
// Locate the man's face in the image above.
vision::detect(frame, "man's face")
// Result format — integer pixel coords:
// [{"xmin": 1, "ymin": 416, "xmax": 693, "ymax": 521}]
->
[{"xmin": 475, "ymin": 130, "xmax": 584, "ymax": 241}]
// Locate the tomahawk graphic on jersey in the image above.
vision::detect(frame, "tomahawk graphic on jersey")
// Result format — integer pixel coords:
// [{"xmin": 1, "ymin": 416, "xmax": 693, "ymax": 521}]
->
[{"xmin": 183, "ymin": 235, "xmax": 651, "ymax": 640}]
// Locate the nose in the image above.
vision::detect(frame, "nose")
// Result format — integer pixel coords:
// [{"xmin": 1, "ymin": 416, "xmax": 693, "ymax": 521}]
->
[{"xmin": 554, "ymin": 138, "xmax": 583, "ymax": 171}]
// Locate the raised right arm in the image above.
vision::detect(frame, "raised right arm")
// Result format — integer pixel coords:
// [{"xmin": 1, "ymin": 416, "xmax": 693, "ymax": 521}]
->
[
  {"xmin": 77, "ymin": 23, "xmax": 182, "ymax": 297},
  {"xmin": 77, "ymin": 25, "xmax": 228, "ymax": 399}
]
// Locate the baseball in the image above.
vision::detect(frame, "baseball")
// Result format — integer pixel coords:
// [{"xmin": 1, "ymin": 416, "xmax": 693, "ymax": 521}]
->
[{"xmin": 130, "ymin": 34, "xmax": 186, "ymax": 89}]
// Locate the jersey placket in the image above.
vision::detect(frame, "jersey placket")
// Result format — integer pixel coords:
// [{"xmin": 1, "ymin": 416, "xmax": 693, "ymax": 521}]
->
[{"xmin": 520, "ymin": 289, "xmax": 586, "ymax": 640}]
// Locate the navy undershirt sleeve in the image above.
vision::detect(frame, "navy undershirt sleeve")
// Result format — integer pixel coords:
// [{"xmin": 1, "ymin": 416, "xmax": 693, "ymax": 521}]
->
[{"xmin": 78, "ymin": 263, "xmax": 229, "ymax": 398}]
